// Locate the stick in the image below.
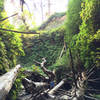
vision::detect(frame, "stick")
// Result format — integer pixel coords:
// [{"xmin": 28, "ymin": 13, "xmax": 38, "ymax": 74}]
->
[
  {"xmin": 0, "ymin": 13, "xmax": 18, "ymax": 22},
  {"xmin": 84, "ymin": 95, "xmax": 99, "ymax": 100}
]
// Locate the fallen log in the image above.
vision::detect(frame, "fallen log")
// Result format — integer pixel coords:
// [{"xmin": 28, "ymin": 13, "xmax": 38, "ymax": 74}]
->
[
  {"xmin": 24, "ymin": 78, "xmax": 48, "ymax": 87},
  {"xmin": 22, "ymin": 78, "xmax": 49, "ymax": 93},
  {"xmin": 23, "ymin": 70, "xmax": 48, "ymax": 82},
  {"xmin": 36, "ymin": 79, "xmax": 70, "ymax": 100},
  {"xmin": 48, "ymin": 79, "xmax": 66, "ymax": 95},
  {"xmin": 0, "ymin": 64, "xmax": 21, "ymax": 100}
]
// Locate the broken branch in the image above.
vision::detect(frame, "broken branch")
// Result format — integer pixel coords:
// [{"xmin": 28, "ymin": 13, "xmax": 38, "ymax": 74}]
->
[
  {"xmin": 0, "ymin": 13, "xmax": 18, "ymax": 22},
  {"xmin": 0, "ymin": 28, "xmax": 40, "ymax": 34},
  {"xmin": 48, "ymin": 79, "xmax": 66, "ymax": 95}
]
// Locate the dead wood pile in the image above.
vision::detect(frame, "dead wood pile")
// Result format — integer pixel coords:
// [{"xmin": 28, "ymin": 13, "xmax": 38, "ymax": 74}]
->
[{"xmin": 21, "ymin": 57, "xmax": 100, "ymax": 100}]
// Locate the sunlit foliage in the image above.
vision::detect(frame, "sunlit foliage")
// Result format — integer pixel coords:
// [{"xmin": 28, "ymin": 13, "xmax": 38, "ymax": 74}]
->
[
  {"xmin": 0, "ymin": 0, "xmax": 24, "ymax": 99},
  {"xmin": 64, "ymin": 0, "xmax": 100, "ymax": 68},
  {"xmin": 65, "ymin": 0, "xmax": 83, "ymax": 45}
]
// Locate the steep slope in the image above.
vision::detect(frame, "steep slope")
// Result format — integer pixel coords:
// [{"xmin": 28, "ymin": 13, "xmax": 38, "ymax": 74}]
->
[{"xmin": 39, "ymin": 12, "xmax": 66, "ymax": 30}]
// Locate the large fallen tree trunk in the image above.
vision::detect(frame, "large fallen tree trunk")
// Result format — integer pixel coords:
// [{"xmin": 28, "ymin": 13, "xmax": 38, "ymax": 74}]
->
[{"xmin": 0, "ymin": 64, "xmax": 21, "ymax": 100}]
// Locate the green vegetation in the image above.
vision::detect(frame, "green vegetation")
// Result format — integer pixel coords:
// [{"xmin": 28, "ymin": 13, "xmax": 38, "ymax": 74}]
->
[
  {"xmin": 19, "ymin": 25, "xmax": 65, "ymax": 69},
  {"xmin": 64, "ymin": 0, "xmax": 100, "ymax": 68},
  {"xmin": 77, "ymin": 0, "xmax": 100, "ymax": 67},
  {"xmin": 65, "ymin": 0, "xmax": 83, "ymax": 44},
  {"xmin": 39, "ymin": 12, "xmax": 66, "ymax": 30},
  {"xmin": 19, "ymin": 0, "xmax": 100, "ymax": 80},
  {"xmin": 0, "ymin": 0, "xmax": 100, "ymax": 99},
  {"xmin": 0, "ymin": 0, "xmax": 24, "ymax": 74},
  {"xmin": 0, "ymin": 0, "xmax": 24, "ymax": 99}
]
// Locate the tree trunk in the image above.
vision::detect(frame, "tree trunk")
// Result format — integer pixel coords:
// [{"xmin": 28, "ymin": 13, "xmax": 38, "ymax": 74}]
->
[{"xmin": 0, "ymin": 64, "xmax": 21, "ymax": 100}]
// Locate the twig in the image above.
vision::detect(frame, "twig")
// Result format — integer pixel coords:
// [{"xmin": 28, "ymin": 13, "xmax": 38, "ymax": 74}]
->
[
  {"xmin": 88, "ymin": 80, "xmax": 99, "ymax": 83},
  {"xmin": 87, "ymin": 71, "xmax": 94, "ymax": 79},
  {"xmin": 88, "ymin": 78, "xmax": 100, "ymax": 81},
  {"xmin": 33, "ymin": 60, "xmax": 41, "ymax": 65},
  {"xmin": 87, "ymin": 89, "xmax": 100, "ymax": 92},
  {"xmin": 84, "ymin": 95, "xmax": 99, "ymax": 100},
  {"xmin": 87, "ymin": 64, "xmax": 95, "ymax": 76}
]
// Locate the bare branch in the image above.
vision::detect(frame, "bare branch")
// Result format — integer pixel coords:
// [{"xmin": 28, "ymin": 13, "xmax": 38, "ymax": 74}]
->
[
  {"xmin": 69, "ymin": 48, "xmax": 77, "ymax": 88},
  {"xmin": 87, "ymin": 89, "xmax": 100, "ymax": 92},
  {"xmin": 88, "ymin": 78, "xmax": 100, "ymax": 82},
  {"xmin": 0, "ymin": 13, "xmax": 18, "ymax": 22},
  {"xmin": 84, "ymin": 95, "xmax": 99, "ymax": 100},
  {"xmin": 33, "ymin": 60, "xmax": 41, "ymax": 65},
  {"xmin": 87, "ymin": 71, "xmax": 94, "ymax": 80},
  {"xmin": 87, "ymin": 64, "xmax": 95, "ymax": 76},
  {"xmin": 0, "ymin": 28, "xmax": 40, "ymax": 34},
  {"xmin": 34, "ymin": 58, "xmax": 55, "ymax": 81}
]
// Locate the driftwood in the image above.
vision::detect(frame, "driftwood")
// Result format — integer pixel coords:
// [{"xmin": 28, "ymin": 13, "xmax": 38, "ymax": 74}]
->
[
  {"xmin": 21, "ymin": 68, "xmax": 100, "ymax": 100},
  {"xmin": 22, "ymin": 78, "xmax": 49, "ymax": 94},
  {"xmin": 48, "ymin": 79, "xmax": 66, "ymax": 95},
  {"xmin": 0, "ymin": 64, "xmax": 21, "ymax": 100},
  {"xmin": 22, "ymin": 77, "xmax": 69, "ymax": 100},
  {"xmin": 23, "ymin": 78, "xmax": 48, "ymax": 88},
  {"xmin": 34, "ymin": 58, "xmax": 55, "ymax": 81},
  {"xmin": 20, "ymin": 56, "xmax": 100, "ymax": 100}
]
